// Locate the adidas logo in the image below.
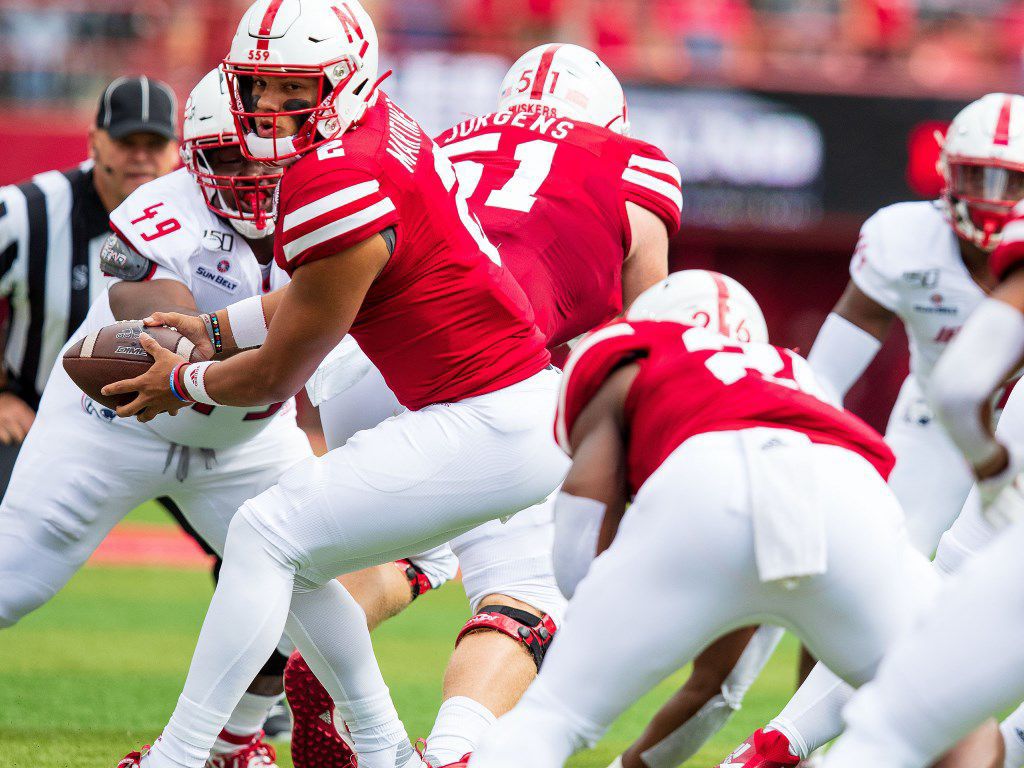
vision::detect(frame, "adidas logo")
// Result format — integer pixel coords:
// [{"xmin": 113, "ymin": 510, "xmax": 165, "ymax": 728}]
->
[{"xmin": 319, "ymin": 710, "xmax": 333, "ymax": 725}]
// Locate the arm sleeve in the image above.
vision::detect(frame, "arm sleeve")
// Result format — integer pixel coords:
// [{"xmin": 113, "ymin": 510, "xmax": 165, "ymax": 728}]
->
[
  {"xmin": 275, "ymin": 165, "xmax": 400, "ymax": 273},
  {"xmin": 848, "ymin": 214, "xmax": 901, "ymax": 312},
  {"xmin": 806, "ymin": 312, "xmax": 883, "ymax": 404},
  {"xmin": 619, "ymin": 141, "xmax": 682, "ymax": 236}
]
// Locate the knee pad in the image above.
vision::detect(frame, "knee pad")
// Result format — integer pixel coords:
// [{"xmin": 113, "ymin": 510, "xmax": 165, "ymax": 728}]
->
[{"xmin": 455, "ymin": 604, "xmax": 558, "ymax": 670}]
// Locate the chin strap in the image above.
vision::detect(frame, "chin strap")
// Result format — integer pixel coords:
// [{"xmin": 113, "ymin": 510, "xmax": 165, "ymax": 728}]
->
[{"xmin": 455, "ymin": 605, "xmax": 558, "ymax": 670}]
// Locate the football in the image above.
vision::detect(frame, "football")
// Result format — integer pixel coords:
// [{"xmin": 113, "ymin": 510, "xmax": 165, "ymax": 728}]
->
[{"xmin": 62, "ymin": 321, "xmax": 205, "ymax": 409}]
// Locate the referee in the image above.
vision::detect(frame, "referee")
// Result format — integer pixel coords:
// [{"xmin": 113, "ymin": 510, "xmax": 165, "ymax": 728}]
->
[{"xmin": 0, "ymin": 75, "xmax": 178, "ymax": 486}]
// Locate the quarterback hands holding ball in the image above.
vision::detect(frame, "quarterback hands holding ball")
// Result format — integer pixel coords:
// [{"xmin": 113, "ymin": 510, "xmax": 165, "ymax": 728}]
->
[
  {"xmin": 100, "ymin": 330, "xmax": 194, "ymax": 421},
  {"xmin": 100, "ymin": 313, "xmax": 220, "ymax": 421}
]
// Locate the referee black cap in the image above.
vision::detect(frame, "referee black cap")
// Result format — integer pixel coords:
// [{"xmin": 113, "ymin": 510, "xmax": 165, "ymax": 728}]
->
[{"xmin": 96, "ymin": 75, "xmax": 178, "ymax": 141}]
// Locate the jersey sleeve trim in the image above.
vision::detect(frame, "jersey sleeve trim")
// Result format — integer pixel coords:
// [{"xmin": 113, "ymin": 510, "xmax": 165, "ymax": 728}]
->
[
  {"xmin": 282, "ymin": 180, "xmax": 385, "ymax": 231},
  {"xmin": 621, "ymin": 154, "xmax": 683, "ymax": 235},
  {"xmin": 555, "ymin": 322, "xmax": 640, "ymax": 454},
  {"xmin": 281, "ymin": 198, "xmax": 398, "ymax": 263}
]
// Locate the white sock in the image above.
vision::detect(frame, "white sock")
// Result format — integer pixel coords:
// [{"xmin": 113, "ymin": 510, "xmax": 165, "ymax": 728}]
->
[
  {"xmin": 1001, "ymin": 702, "xmax": 1024, "ymax": 768},
  {"xmin": 426, "ymin": 696, "xmax": 497, "ymax": 765},
  {"xmin": 212, "ymin": 692, "xmax": 282, "ymax": 754},
  {"xmin": 768, "ymin": 663, "xmax": 853, "ymax": 760}
]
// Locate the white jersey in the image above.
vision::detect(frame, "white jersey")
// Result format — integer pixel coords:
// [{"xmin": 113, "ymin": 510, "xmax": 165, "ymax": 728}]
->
[
  {"xmin": 851, "ymin": 201, "xmax": 985, "ymax": 385},
  {"xmin": 69, "ymin": 168, "xmax": 293, "ymax": 450}
]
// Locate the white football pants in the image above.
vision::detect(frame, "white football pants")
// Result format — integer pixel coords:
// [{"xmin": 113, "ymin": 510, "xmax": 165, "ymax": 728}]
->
[
  {"xmin": 470, "ymin": 429, "xmax": 936, "ymax": 768},
  {"xmin": 761, "ymin": 378, "xmax": 1024, "ymax": 760},
  {"xmin": 0, "ymin": 365, "xmax": 311, "ymax": 628},
  {"xmin": 317, "ymin": 355, "xmax": 566, "ymax": 620},
  {"xmin": 151, "ymin": 369, "xmax": 568, "ymax": 768}
]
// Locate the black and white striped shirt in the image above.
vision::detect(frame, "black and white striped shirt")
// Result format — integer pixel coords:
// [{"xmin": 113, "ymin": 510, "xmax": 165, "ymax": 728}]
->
[{"xmin": 0, "ymin": 161, "xmax": 111, "ymax": 408}]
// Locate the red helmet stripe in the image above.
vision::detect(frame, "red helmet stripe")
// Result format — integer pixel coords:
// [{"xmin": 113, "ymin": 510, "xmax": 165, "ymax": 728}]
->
[
  {"xmin": 531, "ymin": 44, "xmax": 563, "ymax": 100},
  {"xmin": 709, "ymin": 271, "xmax": 731, "ymax": 338},
  {"xmin": 994, "ymin": 95, "xmax": 1014, "ymax": 147},
  {"xmin": 256, "ymin": 0, "xmax": 286, "ymax": 50}
]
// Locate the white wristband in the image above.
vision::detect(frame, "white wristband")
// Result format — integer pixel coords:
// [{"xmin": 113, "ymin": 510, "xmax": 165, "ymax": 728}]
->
[
  {"xmin": 180, "ymin": 361, "xmax": 220, "ymax": 406},
  {"xmin": 226, "ymin": 295, "xmax": 268, "ymax": 350}
]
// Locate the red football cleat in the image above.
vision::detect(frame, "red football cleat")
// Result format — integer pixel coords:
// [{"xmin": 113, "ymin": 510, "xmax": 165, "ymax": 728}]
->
[
  {"xmin": 719, "ymin": 729, "xmax": 800, "ymax": 768},
  {"xmin": 207, "ymin": 733, "xmax": 278, "ymax": 768},
  {"xmin": 116, "ymin": 748, "xmax": 150, "ymax": 768},
  {"xmin": 284, "ymin": 651, "xmax": 356, "ymax": 768}
]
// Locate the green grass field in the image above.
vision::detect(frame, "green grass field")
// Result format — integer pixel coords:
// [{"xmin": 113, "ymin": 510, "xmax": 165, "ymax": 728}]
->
[{"xmin": 0, "ymin": 508, "xmax": 806, "ymax": 768}]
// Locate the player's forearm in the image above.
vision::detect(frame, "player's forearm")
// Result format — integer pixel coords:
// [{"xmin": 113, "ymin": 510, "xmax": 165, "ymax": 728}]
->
[
  {"xmin": 109, "ymin": 279, "xmax": 199, "ymax": 322},
  {"xmin": 197, "ymin": 347, "xmax": 301, "ymax": 406},
  {"xmin": 930, "ymin": 297, "xmax": 1024, "ymax": 477}
]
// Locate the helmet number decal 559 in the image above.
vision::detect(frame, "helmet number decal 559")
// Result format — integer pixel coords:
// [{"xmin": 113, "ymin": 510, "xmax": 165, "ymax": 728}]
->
[{"xmin": 247, "ymin": 50, "xmax": 271, "ymax": 61}]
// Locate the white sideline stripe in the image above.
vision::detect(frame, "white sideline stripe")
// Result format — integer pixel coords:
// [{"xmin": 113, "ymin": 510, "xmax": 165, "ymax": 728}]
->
[
  {"xmin": 622, "ymin": 168, "xmax": 683, "ymax": 211},
  {"xmin": 439, "ymin": 133, "xmax": 501, "ymax": 159},
  {"xmin": 284, "ymin": 199, "xmax": 397, "ymax": 261},
  {"xmin": 80, "ymin": 331, "xmax": 99, "ymax": 359},
  {"xmin": 627, "ymin": 154, "xmax": 682, "ymax": 184},
  {"xmin": 282, "ymin": 181, "xmax": 382, "ymax": 232}
]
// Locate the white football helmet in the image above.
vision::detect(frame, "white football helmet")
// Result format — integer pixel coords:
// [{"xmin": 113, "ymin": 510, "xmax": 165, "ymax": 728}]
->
[
  {"xmin": 181, "ymin": 70, "xmax": 281, "ymax": 240},
  {"xmin": 222, "ymin": 0, "xmax": 379, "ymax": 164},
  {"xmin": 939, "ymin": 93, "xmax": 1024, "ymax": 252},
  {"xmin": 627, "ymin": 270, "xmax": 769, "ymax": 344},
  {"xmin": 498, "ymin": 43, "xmax": 629, "ymax": 135}
]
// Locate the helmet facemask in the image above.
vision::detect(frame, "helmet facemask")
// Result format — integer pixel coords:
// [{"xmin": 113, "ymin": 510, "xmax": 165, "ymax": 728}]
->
[
  {"xmin": 222, "ymin": 53, "xmax": 371, "ymax": 165},
  {"xmin": 943, "ymin": 158, "xmax": 1024, "ymax": 251},
  {"xmin": 183, "ymin": 135, "xmax": 282, "ymax": 240}
]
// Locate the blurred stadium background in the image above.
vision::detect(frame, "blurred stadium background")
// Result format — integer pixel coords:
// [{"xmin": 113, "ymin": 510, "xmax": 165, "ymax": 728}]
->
[{"xmin": 2, "ymin": 0, "xmax": 1010, "ymax": 429}]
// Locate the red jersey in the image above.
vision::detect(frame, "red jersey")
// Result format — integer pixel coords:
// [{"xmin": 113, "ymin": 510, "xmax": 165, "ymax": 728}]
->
[
  {"xmin": 435, "ymin": 111, "xmax": 682, "ymax": 348},
  {"xmin": 556, "ymin": 320, "xmax": 894, "ymax": 495},
  {"xmin": 990, "ymin": 211, "xmax": 1024, "ymax": 281},
  {"xmin": 275, "ymin": 94, "xmax": 549, "ymax": 411}
]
